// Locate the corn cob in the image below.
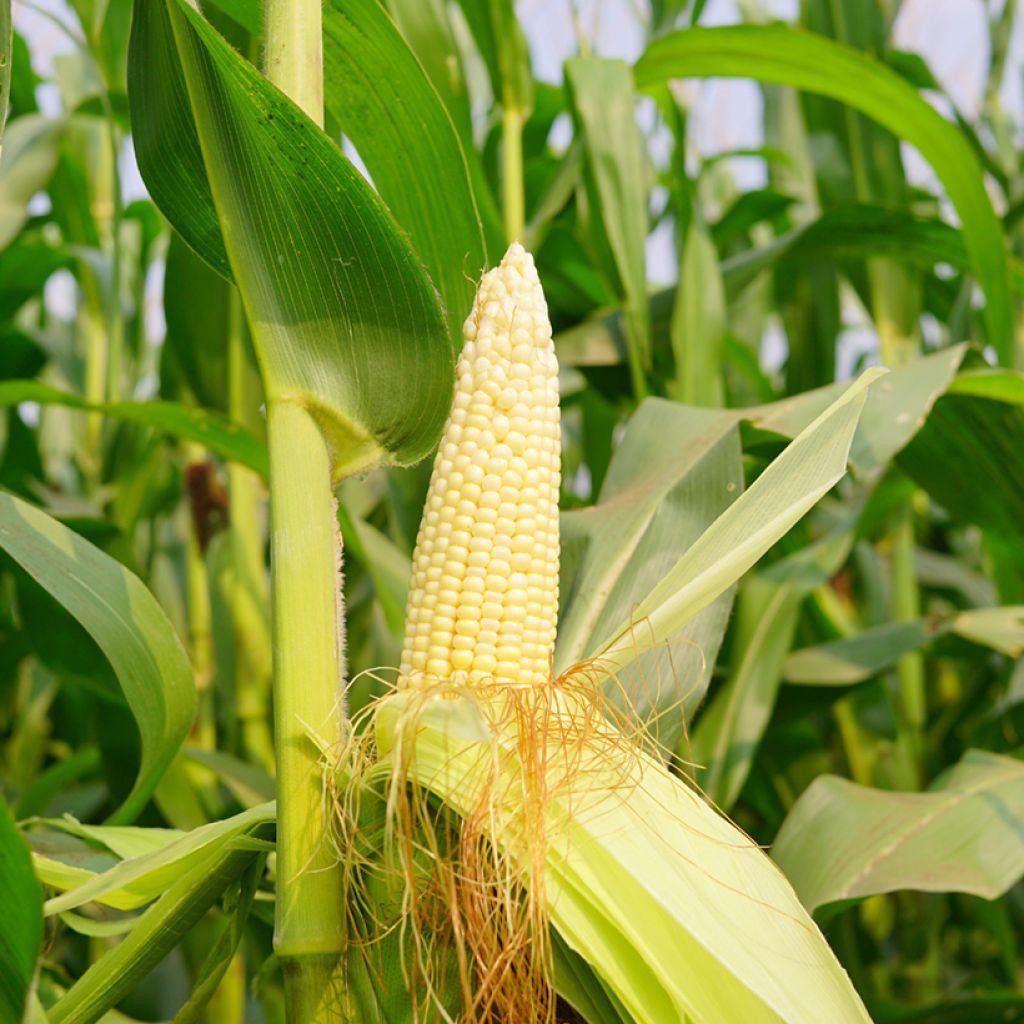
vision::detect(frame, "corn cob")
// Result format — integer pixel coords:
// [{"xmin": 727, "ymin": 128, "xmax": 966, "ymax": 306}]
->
[{"xmin": 400, "ymin": 243, "xmax": 560, "ymax": 688}]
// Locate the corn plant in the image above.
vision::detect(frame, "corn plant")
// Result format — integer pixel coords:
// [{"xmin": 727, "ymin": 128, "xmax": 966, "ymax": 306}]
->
[{"xmin": 1, "ymin": 1, "xmax": 1023, "ymax": 1023}]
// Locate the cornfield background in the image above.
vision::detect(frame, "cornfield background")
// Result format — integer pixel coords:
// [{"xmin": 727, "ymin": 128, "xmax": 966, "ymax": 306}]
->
[{"xmin": 1, "ymin": 0, "xmax": 1023, "ymax": 1021}]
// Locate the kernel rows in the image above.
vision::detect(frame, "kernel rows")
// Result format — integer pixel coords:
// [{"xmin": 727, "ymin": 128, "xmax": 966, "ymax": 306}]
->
[{"xmin": 400, "ymin": 244, "xmax": 560, "ymax": 687}]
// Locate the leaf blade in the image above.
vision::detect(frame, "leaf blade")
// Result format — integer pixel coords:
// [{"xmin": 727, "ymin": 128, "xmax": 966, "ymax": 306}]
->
[
  {"xmin": 321, "ymin": 0, "xmax": 490, "ymax": 343},
  {"xmin": 634, "ymin": 25, "xmax": 1013, "ymax": 361},
  {"xmin": 0, "ymin": 800, "xmax": 42, "ymax": 1024},
  {"xmin": 596, "ymin": 368, "xmax": 885, "ymax": 673},
  {"xmin": 0, "ymin": 380, "xmax": 267, "ymax": 475},
  {"xmin": 132, "ymin": 0, "xmax": 454, "ymax": 475},
  {"xmin": 566, "ymin": 58, "xmax": 651, "ymax": 393},
  {"xmin": 773, "ymin": 750, "xmax": 1024, "ymax": 911},
  {"xmin": 0, "ymin": 492, "xmax": 197, "ymax": 823}
]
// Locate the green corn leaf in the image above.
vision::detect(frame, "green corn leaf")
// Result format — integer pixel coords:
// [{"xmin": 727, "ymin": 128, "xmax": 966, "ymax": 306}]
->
[
  {"xmin": 752, "ymin": 345, "xmax": 967, "ymax": 479},
  {"xmin": 0, "ymin": 380, "xmax": 267, "ymax": 475},
  {"xmin": 0, "ymin": 492, "xmax": 196, "ymax": 824},
  {"xmin": 669, "ymin": 217, "xmax": 725, "ymax": 406},
  {"xmin": 781, "ymin": 609, "xmax": 1024, "ymax": 688},
  {"xmin": 47, "ymin": 815, "xmax": 272, "ymax": 1024},
  {"xmin": 169, "ymin": 852, "xmax": 265, "ymax": 1024},
  {"xmin": 182, "ymin": 748, "xmax": 275, "ymax": 808},
  {"xmin": 898, "ymin": 380, "xmax": 1024, "ymax": 543},
  {"xmin": 595, "ymin": 368, "xmax": 885, "ymax": 674},
  {"xmin": 691, "ymin": 575, "xmax": 804, "ymax": 805},
  {"xmin": 556, "ymin": 208, "xmax": 1024, "ymax": 371},
  {"xmin": 947, "ymin": 367, "xmax": 1024, "ymax": 403},
  {"xmin": 691, "ymin": 520, "xmax": 857, "ymax": 809},
  {"xmin": 0, "ymin": 799, "xmax": 42, "ymax": 1024},
  {"xmin": 199, "ymin": 0, "xmax": 259, "ymax": 33},
  {"xmin": 634, "ymin": 25, "xmax": 1013, "ymax": 362},
  {"xmin": 36, "ymin": 802, "xmax": 273, "ymax": 914},
  {"xmin": 455, "ymin": 0, "xmax": 533, "ymax": 114},
  {"xmin": 130, "ymin": 0, "xmax": 453, "ymax": 476},
  {"xmin": 382, "ymin": 0, "xmax": 472, "ymax": 136},
  {"xmin": 345, "ymin": 514, "xmax": 411, "ymax": 638},
  {"xmin": 322, "ymin": 0, "xmax": 494, "ymax": 344},
  {"xmin": 162, "ymin": 232, "xmax": 233, "ymax": 413},
  {"xmin": 38, "ymin": 819, "xmax": 179, "ymax": 862},
  {"xmin": 57, "ymin": 912, "xmax": 137, "ymax": 939},
  {"xmin": 566, "ymin": 59, "xmax": 651, "ymax": 394},
  {"xmin": 126, "ymin": 13, "xmax": 230, "ymax": 280},
  {"xmin": 953, "ymin": 606, "xmax": 1024, "ymax": 658},
  {"xmin": 773, "ymin": 750, "xmax": 1024, "ymax": 913},
  {"xmin": 0, "ymin": 241, "xmax": 70, "ymax": 325},
  {"xmin": 380, "ymin": 0, "xmax": 503, "ymax": 250},
  {"xmin": 722, "ymin": 205, "xmax": 1024, "ymax": 299},
  {"xmin": 784, "ymin": 619, "xmax": 949, "ymax": 686}
]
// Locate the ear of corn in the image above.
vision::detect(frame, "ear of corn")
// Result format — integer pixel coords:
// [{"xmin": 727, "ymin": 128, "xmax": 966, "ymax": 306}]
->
[
  {"xmin": 367, "ymin": 244, "xmax": 873, "ymax": 1024},
  {"xmin": 400, "ymin": 242, "xmax": 560, "ymax": 688}
]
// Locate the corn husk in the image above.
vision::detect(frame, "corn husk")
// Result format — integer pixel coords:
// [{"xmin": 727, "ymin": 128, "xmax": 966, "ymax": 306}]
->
[{"xmin": 372, "ymin": 685, "xmax": 870, "ymax": 1024}]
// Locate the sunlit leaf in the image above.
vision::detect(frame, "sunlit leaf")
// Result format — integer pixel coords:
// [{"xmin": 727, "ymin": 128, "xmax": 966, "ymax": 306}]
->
[
  {"xmin": 322, "ymin": 0, "xmax": 491, "ymax": 343},
  {"xmin": 380, "ymin": 0, "xmax": 503, "ymax": 250}
]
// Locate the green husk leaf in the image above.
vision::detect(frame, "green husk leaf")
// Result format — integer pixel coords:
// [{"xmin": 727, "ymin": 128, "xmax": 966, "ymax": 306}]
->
[
  {"xmin": 595, "ymin": 368, "xmax": 884, "ymax": 674},
  {"xmin": 557, "ymin": 401, "xmax": 742, "ymax": 743}
]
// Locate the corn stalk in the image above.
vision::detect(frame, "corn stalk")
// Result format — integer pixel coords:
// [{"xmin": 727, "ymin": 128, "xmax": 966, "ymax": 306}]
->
[{"xmin": 261, "ymin": 4, "xmax": 346, "ymax": 1019}]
